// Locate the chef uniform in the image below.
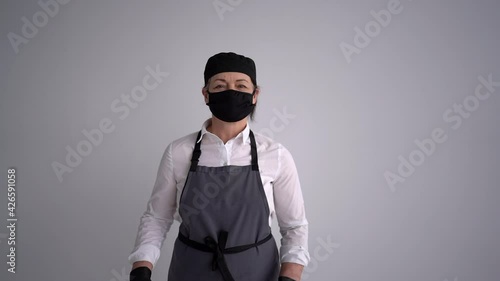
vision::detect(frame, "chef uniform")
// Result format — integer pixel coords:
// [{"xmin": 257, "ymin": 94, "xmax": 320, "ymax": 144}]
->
[{"xmin": 129, "ymin": 52, "xmax": 308, "ymax": 281}]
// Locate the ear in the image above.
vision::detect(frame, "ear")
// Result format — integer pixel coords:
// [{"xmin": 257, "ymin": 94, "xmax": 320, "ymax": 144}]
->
[
  {"xmin": 202, "ymin": 86, "xmax": 209, "ymax": 104},
  {"xmin": 252, "ymin": 87, "xmax": 260, "ymax": 104}
]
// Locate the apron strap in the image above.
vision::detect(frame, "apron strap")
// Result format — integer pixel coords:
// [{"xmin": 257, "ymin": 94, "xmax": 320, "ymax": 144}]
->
[
  {"xmin": 189, "ymin": 131, "xmax": 203, "ymax": 172},
  {"xmin": 249, "ymin": 130, "xmax": 259, "ymax": 171},
  {"xmin": 189, "ymin": 129, "xmax": 260, "ymax": 171}
]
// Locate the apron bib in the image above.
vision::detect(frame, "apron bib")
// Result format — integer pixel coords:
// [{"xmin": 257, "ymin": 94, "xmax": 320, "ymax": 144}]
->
[{"xmin": 168, "ymin": 130, "xmax": 280, "ymax": 281}]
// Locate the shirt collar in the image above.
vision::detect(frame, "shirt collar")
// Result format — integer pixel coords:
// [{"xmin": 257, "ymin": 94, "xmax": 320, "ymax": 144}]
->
[{"xmin": 197, "ymin": 118, "xmax": 250, "ymax": 144}]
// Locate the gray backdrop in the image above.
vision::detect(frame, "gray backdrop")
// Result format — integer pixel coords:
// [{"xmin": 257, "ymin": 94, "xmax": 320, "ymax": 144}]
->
[{"xmin": 1, "ymin": 0, "xmax": 499, "ymax": 281}]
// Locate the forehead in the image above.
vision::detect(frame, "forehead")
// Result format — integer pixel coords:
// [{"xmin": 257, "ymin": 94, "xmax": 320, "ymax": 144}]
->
[{"xmin": 210, "ymin": 72, "xmax": 251, "ymax": 83}]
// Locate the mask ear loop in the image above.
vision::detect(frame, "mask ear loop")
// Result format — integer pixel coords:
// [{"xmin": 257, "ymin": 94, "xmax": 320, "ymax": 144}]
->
[
  {"xmin": 250, "ymin": 88, "xmax": 257, "ymax": 103},
  {"xmin": 205, "ymin": 89, "xmax": 212, "ymax": 105}
]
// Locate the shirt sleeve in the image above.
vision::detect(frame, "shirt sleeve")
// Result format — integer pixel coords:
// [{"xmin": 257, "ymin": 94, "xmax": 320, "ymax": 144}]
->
[
  {"xmin": 273, "ymin": 144, "xmax": 311, "ymax": 266},
  {"xmin": 128, "ymin": 143, "xmax": 177, "ymax": 268}
]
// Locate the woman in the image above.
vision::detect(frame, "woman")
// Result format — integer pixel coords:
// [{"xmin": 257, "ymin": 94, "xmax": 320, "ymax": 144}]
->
[{"xmin": 128, "ymin": 52, "xmax": 310, "ymax": 281}]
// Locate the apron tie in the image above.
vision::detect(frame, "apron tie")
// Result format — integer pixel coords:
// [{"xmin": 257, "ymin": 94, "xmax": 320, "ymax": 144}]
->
[
  {"xmin": 178, "ymin": 230, "xmax": 273, "ymax": 281},
  {"xmin": 204, "ymin": 231, "xmax": 231, "ymax": 276}
]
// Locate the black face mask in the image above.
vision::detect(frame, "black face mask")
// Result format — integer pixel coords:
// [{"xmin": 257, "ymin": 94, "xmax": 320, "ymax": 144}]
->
[{"xmin": 206, "ymin": 89, "xmax": 255, "ymax": 122}]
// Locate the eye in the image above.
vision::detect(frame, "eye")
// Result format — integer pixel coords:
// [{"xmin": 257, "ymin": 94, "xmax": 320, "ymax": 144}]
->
[
  {"xmin": 214, "ymin": 85, "xmax": 223, "ymax": 89},
  {"xmin": 237, "ymin": 84, "xmax": 248, "ymax": 88}
]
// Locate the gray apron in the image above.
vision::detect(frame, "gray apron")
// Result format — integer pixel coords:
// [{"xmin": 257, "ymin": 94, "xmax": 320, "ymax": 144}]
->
[{"xmin": 168, "ymin": 130, "xmax": 280, "ymax": 281}]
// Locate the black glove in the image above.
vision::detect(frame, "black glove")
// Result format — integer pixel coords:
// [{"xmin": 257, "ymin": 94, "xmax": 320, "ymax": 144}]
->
[
  {"xmin": 130, "ymin": 266, "xmax": 152, "ymax": 281},
  {"xmin": 278, "ymin": 276, "xmax": 296, "ymax": 281}
]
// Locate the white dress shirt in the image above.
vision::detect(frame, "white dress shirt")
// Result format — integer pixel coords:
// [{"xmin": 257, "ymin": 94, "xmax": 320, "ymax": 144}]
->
[{"xmin": 128, "ymin": 118, "xmax": 310, "ymax": 268}]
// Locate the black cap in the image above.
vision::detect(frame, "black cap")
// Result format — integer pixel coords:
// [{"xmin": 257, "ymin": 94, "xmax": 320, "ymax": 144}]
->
[{"xmin": 204, "ymin": 52, "xmax": 257, "ymax": 86}]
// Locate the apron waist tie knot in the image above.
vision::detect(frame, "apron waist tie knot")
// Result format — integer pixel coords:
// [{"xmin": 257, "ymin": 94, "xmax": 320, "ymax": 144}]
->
[{"xmin": 178, "ymin": 230, "xmax": 273, "ymax": 281}]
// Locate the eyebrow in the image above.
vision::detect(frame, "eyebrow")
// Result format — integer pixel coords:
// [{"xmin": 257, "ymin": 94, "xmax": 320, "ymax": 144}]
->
[{"xmin": 213, "ymin": 78, "xmax": 250, "ymax": 83}]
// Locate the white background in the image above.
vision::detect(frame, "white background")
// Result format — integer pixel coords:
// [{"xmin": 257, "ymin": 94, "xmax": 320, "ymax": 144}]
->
[{"xmin": 1, "ymin": 0, "xmax": 499, "ymax": 280}]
